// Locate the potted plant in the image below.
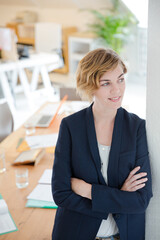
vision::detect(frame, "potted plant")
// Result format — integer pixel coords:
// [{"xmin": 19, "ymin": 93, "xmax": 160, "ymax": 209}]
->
[{"xmin": 86, "ymin": 8, "xmax": 138, "ymax": 54}]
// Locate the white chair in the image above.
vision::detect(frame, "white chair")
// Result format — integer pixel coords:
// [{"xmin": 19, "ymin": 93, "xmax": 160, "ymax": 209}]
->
[{"xmin": 0, "ymin": 99, "xmax": 14, "ymax": 142}]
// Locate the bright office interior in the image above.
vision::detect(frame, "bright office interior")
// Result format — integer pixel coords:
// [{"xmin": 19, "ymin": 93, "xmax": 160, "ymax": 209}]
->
[{"xmin": 0, "ymin": 0, "xmax": 148, "ymax": 131}]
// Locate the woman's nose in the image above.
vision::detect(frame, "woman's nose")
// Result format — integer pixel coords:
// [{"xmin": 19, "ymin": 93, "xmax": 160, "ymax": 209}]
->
[{"xmin": 110, "ymin": 84, "xmax": 120, "ymax": 95}]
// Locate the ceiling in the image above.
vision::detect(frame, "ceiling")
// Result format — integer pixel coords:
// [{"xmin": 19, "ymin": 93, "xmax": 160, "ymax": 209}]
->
[{"xmin": 0, "ymin": 0, "xmax": 113, "ymax": 9}]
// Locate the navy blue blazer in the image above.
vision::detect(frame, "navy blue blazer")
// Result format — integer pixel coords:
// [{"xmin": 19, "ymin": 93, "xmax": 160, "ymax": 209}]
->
[{"xmin": 52, "ymin": 104, "xmax": 152, "ymax": 240}]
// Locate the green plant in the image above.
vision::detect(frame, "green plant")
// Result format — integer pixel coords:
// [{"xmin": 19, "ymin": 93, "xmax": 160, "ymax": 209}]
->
[{"xmin": 86, "ymin": 9, "xmax": 137, "ymax": 53}]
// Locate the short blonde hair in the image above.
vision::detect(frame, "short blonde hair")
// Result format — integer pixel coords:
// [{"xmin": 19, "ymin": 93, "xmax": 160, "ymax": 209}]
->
[{"xmin": 76, "ymin": 48, "xmax": 127, "ymax": 102}]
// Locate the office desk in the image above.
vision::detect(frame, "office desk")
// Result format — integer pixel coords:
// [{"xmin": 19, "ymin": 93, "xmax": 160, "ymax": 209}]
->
[
  {"xmin": 0, "ymin": 53, "xmax": 61, "ymax": 114},
  {"xmin": 0, "ymin": 102, "xmax": 65, "ymax": 240}
]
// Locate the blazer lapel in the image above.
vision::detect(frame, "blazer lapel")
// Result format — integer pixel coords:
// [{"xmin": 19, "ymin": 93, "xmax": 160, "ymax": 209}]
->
[
  {"xmin": 86, "ymin": 104, "xmax": 106, "ymax": 185},
  {"xmin": 86, "ymin": 104, "xmax": 124, "ymax": 187},
  {"xmin": 107, "ymin": 107, "xmax": 124, "ymax": 188}
]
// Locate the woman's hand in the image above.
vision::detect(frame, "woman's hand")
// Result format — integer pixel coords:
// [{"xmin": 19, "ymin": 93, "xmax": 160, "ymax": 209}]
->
[
  {"xmin": 71, "ymin": 178, "xmax": 92, "ymax": 200},
  {"xmin": 121, "ymin": 166, "xmax": 148, "ymax": 192}
]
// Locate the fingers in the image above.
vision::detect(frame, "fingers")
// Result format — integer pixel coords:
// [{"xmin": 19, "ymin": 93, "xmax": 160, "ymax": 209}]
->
[
  {"xmin": 127, "ymin": 166, "xmax": 147, "ymax": 181},
  {"xmin": 130, "ymin": 172, "xmax": 147, "ymax": 182},
  {"xmin": 127, "ymin": 167, "xmax": 148, "ymax": 190},
  {"xmin": 127, "ymin": 166, "xmax": 140, "ymax": 181},
  {"xmin": 121, "ymin": 166, "xmax": 148, "ymax": 192},
  {"xmin": 129, "ymin": 177, "xmax": 148, "ymax": 192},
  {"xmin": 131, "ymin": 177, "xmax": 148, "ymax": 187},
  {"xmin": 130, "ymin": 183, "xmax": 146, "ymax": 192},
  {"xmin": 129, "ymin": 166, "xmax": 141, "ymax": 177}
]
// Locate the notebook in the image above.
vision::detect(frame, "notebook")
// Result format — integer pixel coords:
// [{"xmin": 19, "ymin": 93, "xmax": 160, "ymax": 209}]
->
[
  {"xmin": 0, "ymin": 194, "xmax": 18, "ymax": 235},
  {"xmin": 12, "ymin": 149, "xmax": 45, "ymax": 166}
]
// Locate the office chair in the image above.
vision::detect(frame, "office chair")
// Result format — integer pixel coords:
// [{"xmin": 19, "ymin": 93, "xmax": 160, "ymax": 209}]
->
[
  {"xmin": 0, "ymin": 100, "xmax": 14, "ymax": 142},
  {"xmin": 59, "ymin": 87, "xmax": 81, "ymax": 101}
]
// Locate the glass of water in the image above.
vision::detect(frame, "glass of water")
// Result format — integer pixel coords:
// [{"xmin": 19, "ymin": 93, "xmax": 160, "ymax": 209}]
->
[
  {"xmin": 24, "ymin": 122, "xmax": 36, "ymax": 136},
  {"xmin": 15, "ymin": 168, "xmax": 29, "ymax": 189}
]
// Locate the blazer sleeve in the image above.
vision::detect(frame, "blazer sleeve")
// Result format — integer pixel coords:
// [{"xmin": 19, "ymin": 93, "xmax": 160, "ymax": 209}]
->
[
  {"xmin": 91, "ymin": 120, "xmax": 153, "ymax": 214},
  {"xmin": 52, "ymin": 118, "xmax": 107, "ymax": 219}
]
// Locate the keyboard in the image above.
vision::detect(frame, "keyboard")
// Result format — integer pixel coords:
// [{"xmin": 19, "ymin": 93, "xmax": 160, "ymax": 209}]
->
[
  {"xmin": 36, "ymin": 115, "xmax": 54, "ymax": 127},
  {"xmin": 37, "ymin": 115, "xmax": 53, "ymax": 125},
  {"xmin": 24, "ymin": 114, "xmax": 54, "ymax": 128}
]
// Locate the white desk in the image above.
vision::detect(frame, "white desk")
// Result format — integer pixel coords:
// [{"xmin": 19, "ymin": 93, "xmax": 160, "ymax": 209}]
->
[{"xmin": 0, "ymin": 53, "xmax": 62, "ymax": 114}]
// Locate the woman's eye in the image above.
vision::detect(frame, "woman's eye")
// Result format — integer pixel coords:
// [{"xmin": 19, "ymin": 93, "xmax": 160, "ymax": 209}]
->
[
  {"xmin": 119, "ymin": 78, "xmax": 124, "ymax": 83},
  {"xmin": 101, "ymin": 82, "xmax": 110, "ymax": 86}
]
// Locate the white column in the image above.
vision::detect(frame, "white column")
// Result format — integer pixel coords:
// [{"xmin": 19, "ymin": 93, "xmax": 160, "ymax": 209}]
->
[
  {"xmin": 0, "ymin": 72, "xmax": 16, "ymax": 115},
  {"xmin": 146, "ymin": 0, "xmax": 160, "ymax": 238},
  {"xmin": 30, "ymin": 66, "xmax": 40, "ymax": 91}
]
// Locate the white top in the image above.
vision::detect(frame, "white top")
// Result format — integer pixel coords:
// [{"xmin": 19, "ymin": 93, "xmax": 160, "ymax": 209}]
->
[{"xmin": 96, "ymin": 143, "xmax": 119, "ymax": 238}]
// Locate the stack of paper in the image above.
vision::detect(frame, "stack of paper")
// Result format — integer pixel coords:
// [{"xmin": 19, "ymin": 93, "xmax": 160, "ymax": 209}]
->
[
  {"xmin": 25, "ymin": 134, "xmax": 58, "ymax": 149},
  {"xmin": 16, "ymin": 133, "xmax": 58, "ymax": 153},
  {"xmin": 26, "ymin": 169, "xmax": 57, "ymax": 209},
  {"xmin": 0, "ymin": 194, "xmax": 18, "ymax": 235}
]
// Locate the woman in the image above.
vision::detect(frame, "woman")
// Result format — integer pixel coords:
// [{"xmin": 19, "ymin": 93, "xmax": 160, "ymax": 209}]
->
[{"xmin": 52, "ymin": 48, "xmax": 152, "ymax": 240}]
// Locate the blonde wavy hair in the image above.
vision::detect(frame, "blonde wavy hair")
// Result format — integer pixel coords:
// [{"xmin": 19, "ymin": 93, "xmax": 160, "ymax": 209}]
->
[{"xmin": 76, "ymin": 48, "xmax": 127, "ymax": 102}]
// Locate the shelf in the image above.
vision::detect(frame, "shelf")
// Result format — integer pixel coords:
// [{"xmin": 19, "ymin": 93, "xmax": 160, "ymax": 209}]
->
[
  {"xmin": 69, "ymin": 35, "xmax": 96, "ymax": 74},
  {"xmin": 18, "ymin": 37, "xmax": 35, "ymax": 45}
]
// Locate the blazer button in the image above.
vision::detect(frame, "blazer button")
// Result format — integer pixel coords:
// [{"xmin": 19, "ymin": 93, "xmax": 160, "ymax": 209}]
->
[{"xmin": 116, "ymin": 214, "xmax": 120, "ymax": 219}]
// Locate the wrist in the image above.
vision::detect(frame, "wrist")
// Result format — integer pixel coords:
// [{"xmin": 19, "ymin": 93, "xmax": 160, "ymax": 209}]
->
[{"xmin": 84, "ymin": 183, "xmax": 92, "ymax": 200}]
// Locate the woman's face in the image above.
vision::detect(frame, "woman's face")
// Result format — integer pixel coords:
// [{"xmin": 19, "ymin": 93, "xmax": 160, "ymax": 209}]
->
[{"xmin": 93, "ymin": 64, "xmax": 126, "ymax": 110}]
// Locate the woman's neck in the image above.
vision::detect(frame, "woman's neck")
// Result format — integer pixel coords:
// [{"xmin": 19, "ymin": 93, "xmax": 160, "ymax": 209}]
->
[{"xmin": 92, "ymin": 102, "xmax": 117, "ymax": 123}]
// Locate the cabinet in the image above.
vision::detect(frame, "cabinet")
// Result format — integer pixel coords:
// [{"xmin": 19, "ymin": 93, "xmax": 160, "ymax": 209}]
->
[{"xmin": 69, "ymin": 33, "xmax": 96, "ymax": 74}]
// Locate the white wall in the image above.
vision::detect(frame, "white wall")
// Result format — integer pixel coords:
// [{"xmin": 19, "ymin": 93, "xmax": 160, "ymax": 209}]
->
[
  {"xmin": 146, "ymin": 0, "xmax": 160, "ymax": 239},
  {"xmin": 0, "ymin": 5, "xmax": 94, "ymax": 31},
  {"xmin": 0, "ymin": 0, "xmax": 111, "ymax": 32}
]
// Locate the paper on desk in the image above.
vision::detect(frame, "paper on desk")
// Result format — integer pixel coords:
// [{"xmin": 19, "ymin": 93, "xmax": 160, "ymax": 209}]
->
[
  {"xmin": 27, "ymin": 184, "xmax": 53, "ymax": 202},
  {"xmin": 39, "ymin": 103, "xmax": 60, "ymax": 115},
  {"xmin": 38, "ymin": 169, "xmax": 52, "ymax": 184},
  {"xmin": 25, "ymin": 134, "xmax": 58, "ymax": 149},
  {"xmin": 0, "ymin": 199, "xmax": 17, "ymax": 235},
  {"xmin": 26, "ymin": 199, "xmax": 57, "ymax": 209},
  {"xmin": 0, "ymin": 199, "xmax": 8, "ymax": 215}
]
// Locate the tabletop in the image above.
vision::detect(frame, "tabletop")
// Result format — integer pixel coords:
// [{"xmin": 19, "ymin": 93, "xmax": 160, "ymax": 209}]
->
[
  {"xmin": 0, "ymin": 102, "xmax": 66, "ymax": 240},
  {"xmin": 0, "ymin": 53, "xmax": 60, "ymax": 72}
]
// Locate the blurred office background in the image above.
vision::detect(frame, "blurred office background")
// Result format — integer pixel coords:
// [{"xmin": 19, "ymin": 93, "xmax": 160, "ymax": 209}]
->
[{"xmin": 0, "ymin": 0, "xmax": 148, "ymax": 130}]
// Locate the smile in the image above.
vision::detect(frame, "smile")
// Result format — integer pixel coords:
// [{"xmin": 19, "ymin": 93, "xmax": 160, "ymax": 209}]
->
[{"xmin": 108, "ymin": 96, "xmax": 121, "ymax": 102}]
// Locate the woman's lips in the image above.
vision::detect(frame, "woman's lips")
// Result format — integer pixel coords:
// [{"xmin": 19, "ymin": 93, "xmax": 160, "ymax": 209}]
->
[{"xmin": 108, "ymin": 96, "xmax": 121, "ymax": 102}]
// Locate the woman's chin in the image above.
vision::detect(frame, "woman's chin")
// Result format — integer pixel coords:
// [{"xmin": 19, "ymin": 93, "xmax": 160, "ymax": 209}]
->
[{"xmin": 104, "ymin": 100, "xmax": 122, "ymax": 110}]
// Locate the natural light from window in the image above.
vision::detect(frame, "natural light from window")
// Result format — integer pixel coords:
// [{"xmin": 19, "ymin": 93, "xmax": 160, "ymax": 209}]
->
[{"xmin": 122, "ymin": 0, "xmax": 148, "ymax": 28}]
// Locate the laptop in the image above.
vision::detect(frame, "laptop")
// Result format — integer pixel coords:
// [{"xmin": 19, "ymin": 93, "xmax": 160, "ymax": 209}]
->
[
  {"xmin": 24, "ymin": 113, "xmax": 55, "ymax": 128},
  {"xmin": 35, "ymin": 114, "xmax": 54, "ymax": 127},
  {"xmin": 25, "ymin": 96, "xmax": 68, "ymax": 128}
]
